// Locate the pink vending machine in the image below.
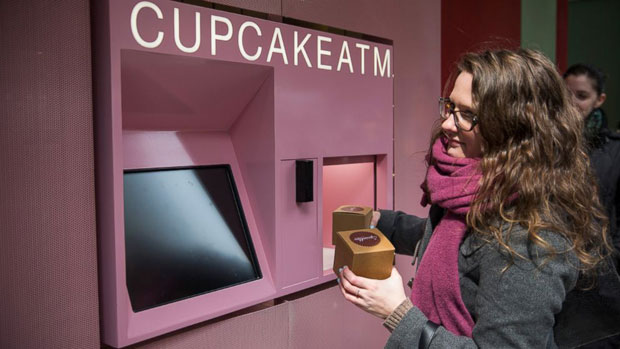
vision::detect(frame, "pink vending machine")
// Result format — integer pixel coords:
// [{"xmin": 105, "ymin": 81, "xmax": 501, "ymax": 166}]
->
[{"xmin": 93, "ymin": 0, "xmax": 393, "ymax": 346}]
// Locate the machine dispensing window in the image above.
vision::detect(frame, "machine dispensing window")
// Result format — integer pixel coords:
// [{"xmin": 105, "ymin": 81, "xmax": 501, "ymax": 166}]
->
[{"xmin": 123, "ymin": 165, "xmax": 262, "ymax": 312}]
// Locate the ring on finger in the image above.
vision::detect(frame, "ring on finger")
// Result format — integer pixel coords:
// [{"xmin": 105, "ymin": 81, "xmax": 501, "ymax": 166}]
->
[{"xmin": 356, "ymin": 288, "xmax": 360, "ymax": 297}]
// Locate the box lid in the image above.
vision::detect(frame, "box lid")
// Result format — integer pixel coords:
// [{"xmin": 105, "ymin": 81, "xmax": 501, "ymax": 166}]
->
[{"xmin": 334, "ymin": 205, "xmax": 373, "ymax": 216}]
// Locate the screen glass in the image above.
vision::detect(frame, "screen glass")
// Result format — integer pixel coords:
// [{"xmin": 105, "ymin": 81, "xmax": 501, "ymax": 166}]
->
[{"xmin": 123, "ymin": 165, "xmax": 261, "ymax": 312}]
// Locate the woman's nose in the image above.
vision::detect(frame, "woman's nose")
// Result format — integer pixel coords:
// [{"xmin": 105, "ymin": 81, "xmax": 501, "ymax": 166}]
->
[{"xmin": 441, "ymin": 114, "xmax": 458, "ymax": 133}]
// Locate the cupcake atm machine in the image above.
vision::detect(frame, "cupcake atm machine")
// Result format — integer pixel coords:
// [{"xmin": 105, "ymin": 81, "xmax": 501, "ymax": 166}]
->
[{"xmin": 93, "ymin": 0, "xmax": 393, "ymax": 347}]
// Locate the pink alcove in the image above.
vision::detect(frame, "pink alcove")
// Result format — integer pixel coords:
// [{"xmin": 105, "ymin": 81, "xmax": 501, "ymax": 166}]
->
[{"xmin": 93, "ymin": 0, "xmax": 393, "ymax": 346}]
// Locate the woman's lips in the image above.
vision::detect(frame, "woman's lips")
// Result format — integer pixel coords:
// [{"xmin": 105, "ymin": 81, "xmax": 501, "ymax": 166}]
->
[{"xmin": 448, "ymin": 139, "xmax": 462, "ymax": 147}]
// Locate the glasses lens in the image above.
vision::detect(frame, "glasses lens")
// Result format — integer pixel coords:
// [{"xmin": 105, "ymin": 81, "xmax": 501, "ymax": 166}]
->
[
  {"xmin": 455, "ymin": 112, "xmax": 472, "ymax": 131},
  {"xmin": 439, "ymin": 98, "xmax": 476, "ymax": 131}
]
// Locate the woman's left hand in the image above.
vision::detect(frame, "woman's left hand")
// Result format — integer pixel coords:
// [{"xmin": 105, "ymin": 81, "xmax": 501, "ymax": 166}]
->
[{"xmin": 338, "ymin": 266, "xmax": 407, "ymax": 319}]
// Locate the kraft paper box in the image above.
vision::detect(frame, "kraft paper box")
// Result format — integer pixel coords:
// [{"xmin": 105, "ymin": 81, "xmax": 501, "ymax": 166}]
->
[
  {"xmin": 332, "ymin": 205, "xmax": 373, "ymax": 244},
  {"xmin": 333, "ymin": 228, "xmax": 395, "ymax": 280}
]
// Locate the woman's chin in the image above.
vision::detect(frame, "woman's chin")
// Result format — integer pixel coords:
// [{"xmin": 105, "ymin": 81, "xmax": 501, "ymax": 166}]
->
[{"xmin": 446, "ymin": 146, "xmax": 465, "ymax": 158}]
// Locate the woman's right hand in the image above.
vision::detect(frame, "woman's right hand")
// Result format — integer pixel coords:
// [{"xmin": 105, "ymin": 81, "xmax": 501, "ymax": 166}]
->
[
  {"xmin": 371, "ymin": 211, "xmax": 381, "ymax": 228},
  {"xmin": 338, "ymin": 266, "xmax": 406, "ymax": 320}
]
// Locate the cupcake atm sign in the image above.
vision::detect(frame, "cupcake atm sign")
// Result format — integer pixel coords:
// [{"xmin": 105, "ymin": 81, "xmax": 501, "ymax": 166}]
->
[{"xmin": 128, "ymin": 1, "xmax": 391, "ymax": 77}]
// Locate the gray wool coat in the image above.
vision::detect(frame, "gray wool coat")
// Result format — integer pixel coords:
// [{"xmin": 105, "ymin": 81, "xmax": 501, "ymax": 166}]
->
[{"xmin": 377, "ymin": 205, "xmax": 579, "ymax": 348}]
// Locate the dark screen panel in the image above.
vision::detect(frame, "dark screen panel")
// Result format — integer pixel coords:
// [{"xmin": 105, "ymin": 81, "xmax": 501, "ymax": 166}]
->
[{"xmin": 123, "ymin": 165, "xmax": 261, "ymax": 312}]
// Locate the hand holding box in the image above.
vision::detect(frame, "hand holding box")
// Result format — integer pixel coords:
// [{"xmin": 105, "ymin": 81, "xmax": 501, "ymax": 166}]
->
[{"xmin": 333, "ymin": 228, "xmax": 395, "ymax": 280}]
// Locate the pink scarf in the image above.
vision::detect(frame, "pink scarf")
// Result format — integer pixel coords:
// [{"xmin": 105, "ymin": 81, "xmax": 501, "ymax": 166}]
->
[{"xmin": 411, "ymin": 137, "xmax": 480, "ymax": 337}]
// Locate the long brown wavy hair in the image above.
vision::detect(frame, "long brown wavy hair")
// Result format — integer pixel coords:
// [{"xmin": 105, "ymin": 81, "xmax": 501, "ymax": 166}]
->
[{"xmin": 431, "ymin": 49, "xmax": 610, "ymax": 278}]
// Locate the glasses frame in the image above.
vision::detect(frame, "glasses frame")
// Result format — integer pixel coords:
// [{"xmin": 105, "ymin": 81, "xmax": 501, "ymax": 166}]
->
[{"xmin": 438, "ymin": 97, "xmax": 479, "ymax": 132}]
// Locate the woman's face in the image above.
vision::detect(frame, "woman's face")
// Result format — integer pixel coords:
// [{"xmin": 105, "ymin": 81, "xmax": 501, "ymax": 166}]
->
[
  {"xmin": 564, "ymin": 74, "xmax": 606, "ymax": 119},
  {"xmin": 441, "ymin": 72, "xmax": 483, "ymax": 158}
]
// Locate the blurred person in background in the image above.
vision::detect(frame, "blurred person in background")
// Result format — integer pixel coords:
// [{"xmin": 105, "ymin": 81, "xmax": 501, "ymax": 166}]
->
[
  {"xmin": 564, "ymin": 64, "xmax": 619, "ymax": 268},
  {"xmin": 556, "ymin": 64, "xmax": 620, "ymax": 348}
]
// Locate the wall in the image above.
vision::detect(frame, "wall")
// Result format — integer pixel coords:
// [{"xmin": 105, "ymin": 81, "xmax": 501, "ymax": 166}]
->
[
  {"xmin": 441, "ymin": 0, "xmax": 570, "ymax": 88},
  {"xmin": 441, "ymin": 0, "xmax": 521, "ymax": 89},
  {"xmin": 3, "ymin": 0, "xmax": 587, "ymax": 347},
  {"xmin": 568, "ymin": 0, "xmax": 620, "ymax": 130},
  {"xmin": 0, "ymin": 1, "xmax": 100, "ymax": 348},
  {"xmin": 279, "ymin": 0, "xmax": 441, "ymax": 216},
  {"xmin": 0, "ymin": 0, "xmax": 439, "ymax": 347},
  {"xmin": 521, "ymin": 0, "xmax": 557, "ymax": 62}
]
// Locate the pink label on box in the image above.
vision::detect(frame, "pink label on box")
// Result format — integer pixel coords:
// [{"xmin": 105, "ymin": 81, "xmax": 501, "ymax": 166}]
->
[{"xmin": 349, "ymin": 231, "xmax": 380, "ymax": 247}]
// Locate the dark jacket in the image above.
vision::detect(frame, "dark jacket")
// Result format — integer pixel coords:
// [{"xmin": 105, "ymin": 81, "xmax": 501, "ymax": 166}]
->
[
  {"xmin": 553, "ymin": 127, "xmax": 620, "ymax": 348},
  {"xmin": 378, "ymin": 206, "xmax": 578, "ymax": 348},
  {"xmin": 589, "ymin": 127, "xmax": 620, "ymax": 264}
]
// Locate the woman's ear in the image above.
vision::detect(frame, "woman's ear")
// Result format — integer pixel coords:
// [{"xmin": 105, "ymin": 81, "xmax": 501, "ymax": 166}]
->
[{"xmin": 595, "ymin": 92, "xmax": 607, "ymax": 109}]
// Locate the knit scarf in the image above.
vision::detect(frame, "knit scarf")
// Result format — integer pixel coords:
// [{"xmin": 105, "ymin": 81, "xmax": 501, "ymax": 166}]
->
[
  {"xmin": 411, "ymin": 137, "xmax": 480, "ymax": 337},
  {"xmin": 585, "ymin": 108, "xmax": 607, "ymax": 148}
]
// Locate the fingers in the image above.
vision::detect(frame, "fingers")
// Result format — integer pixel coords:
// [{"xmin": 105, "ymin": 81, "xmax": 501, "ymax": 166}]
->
[
  {"xmin": 341, "ymin": 265, "xmax": 371, "ymax": 290},
  {"xmin": 337, "ymin": 266, "xmax": 409, "ymax": 319},
  {"xmin": 370, "ymin": 211, "xmax": 381, "ymax": 228},
  {"xmin": 338, "ymin": 267, "xmax": 359, "ymax": 297},
  {"xmin": 338, "ymin": 271, "xmax": 363, "ymax": 306},
  {"xmin": 338, "ymin": 279, "xmax": 361, "ymax": 304}
]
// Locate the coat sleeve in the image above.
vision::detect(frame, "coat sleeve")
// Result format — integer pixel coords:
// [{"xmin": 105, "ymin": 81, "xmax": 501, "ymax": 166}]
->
[
  {"xmin": 377, "ymin": 209, "xmax": 426, "ymax": 256},
  {"xmin": 385, "ymin": 230, "xmax": 578, "ymax": 349},
  {"xmin": 614, "ymin": 176, "xmax": 620, "ymax": 266}
]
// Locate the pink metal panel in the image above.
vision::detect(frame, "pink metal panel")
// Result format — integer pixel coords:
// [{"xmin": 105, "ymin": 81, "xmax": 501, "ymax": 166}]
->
[
  {"xmin": 284, "ymin": 254, "xmax": 417, "ymax": 349},
  {"xmin": 121, "ymin": 50, "xmax": 273, "ymax": 131},
  {"xmin": 132, "ymin": 302, "xmax": 289, "ymax": 348},
  {"xmin": 278, "ymin": 159, "xmax": 319, "ymax": 288},
  {"xmin": 118, "ymin": 130, "xmax": 277, "ymax": 346},
  {"xmin": 230, "ymin": 73, "xmax": 277, "ymax": 278},
  {"xmin": 274, "ymin": 50, "xmax": 393, "ymax": 161},
  {"xmin": 208, "ymin": 0, "xmax": 282, "ymax": 16},
  {"xmin": 288, "ymin": 286, "xmax": 389, "ymax": 348},
  {"xmin": 376, "ymin": 154, "xmax": 389, "ymax": 211},
  {"xmin": 321, "ymin": 162, "xmax": 375, "ymax": 247},
  {"xmin": 282, "ymin": 0, "xmax": 441, "ymax": 215},
  {"xmin": 283, "ymin": 0, "xmax": 393, "ymax": 38},
  {"xmin": 96, "ymin": 0, "xmax": 394, "ymax": 345}
]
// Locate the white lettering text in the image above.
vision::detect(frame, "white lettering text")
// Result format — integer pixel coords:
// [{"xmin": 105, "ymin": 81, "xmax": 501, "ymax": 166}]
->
[
  {"xmin": 294, "ymin": 31, "xmax": 312, "ymax": 67},
  {"xmin": 238, "ymin": 21, "xmax": 262, "ymax": 61},
  {"xmin": 131, "ymin": 1, "xmax": 164, "ymax": 48},
  {"xmin": 173, "ymin": 8, "xmax": 200, "ymax": 53},
  {"xmin": 211, "ymin": 15, "xmax": 233, "ymax": 55},
  {"xmin": 317, "ymin": 35, "xmax": 332, "ymax": 71},
  {"xmin": 267, "ymin": 28, "xmax": 288, "ymax": 64}
]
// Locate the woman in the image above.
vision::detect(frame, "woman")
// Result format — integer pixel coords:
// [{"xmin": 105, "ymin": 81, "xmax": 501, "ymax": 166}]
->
[
  {"xmin": 564, "ymin": 64, "xmax": 608, "ymax": 144},
  {"xmin": 558, "ymin": 64, "xmax": 620, "ymax": 348},
  {"xmin": 338, "ymin": 49, "xmax": 610, "ymax": 348},
  {"xmin": 564, "ymin": 64, "xmax": 619, "ymax": 263}
]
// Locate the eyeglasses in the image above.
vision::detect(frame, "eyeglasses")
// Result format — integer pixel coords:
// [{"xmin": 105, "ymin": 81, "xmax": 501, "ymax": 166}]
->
[{"xmin": 438, "ymin": 97, "xmax": 478, "ymax": 132}]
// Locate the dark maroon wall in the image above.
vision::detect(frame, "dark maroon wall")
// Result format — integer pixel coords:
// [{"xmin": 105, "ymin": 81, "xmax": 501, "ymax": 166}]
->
[
  {"xmin": 441, "ymin": 0, "xmax": 521, "ymax": 90},
  {"xmin": 0, "ymin": 1, "xmax": 100, "ymax": 348}
]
